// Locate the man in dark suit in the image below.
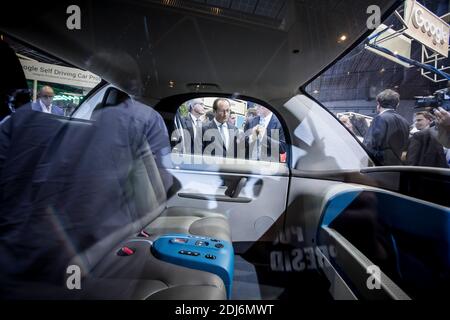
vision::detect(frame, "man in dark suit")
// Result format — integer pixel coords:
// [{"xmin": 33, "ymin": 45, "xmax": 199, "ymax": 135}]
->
[
  {"xmin": 406, "ymin": 112, "xmax": 448, "ymax": 168},
  {"xmin": 243, "ymin": 108, "xmax": 257, "ymax": 133},
  {"xmin": 406, "ymin": 126, "xmax": 448, "ymax": 168},
  {"xmin": 202, "ymin": 98, "xmax": 242, "ymax": 158},
  {"xmin": 31, "ymin": 86, "xmax": 64, "ymax": 116},
  {"xmin": 364, "ymin": 89, "xmax": 409, "ymax": 166},
  {"xmin": 178, "ymin": 98, "xmax": 205, "ymax": 154},
  {"xmin": 245, "ymin": 104, "xmax": 286, "ymax": 162}
]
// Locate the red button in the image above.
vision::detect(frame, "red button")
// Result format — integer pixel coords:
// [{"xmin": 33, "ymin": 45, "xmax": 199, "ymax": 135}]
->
[{"xmin": 121, "ymin": 246, "xmax": 135, "ymax": 256}]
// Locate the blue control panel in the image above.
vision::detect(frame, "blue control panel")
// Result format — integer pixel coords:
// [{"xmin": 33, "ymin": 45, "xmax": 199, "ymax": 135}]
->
[{"xmin": 152, "ymin": 234, "xmax": 234, "ymax": 298}]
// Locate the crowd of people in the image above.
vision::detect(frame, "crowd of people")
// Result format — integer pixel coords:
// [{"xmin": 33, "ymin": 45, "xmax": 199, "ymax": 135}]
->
[
  {"xmin": 339, "ymin": 89, "xmax": 450, "ymax": 168},
  {"xmin": 175, "ymin": 97, "xmax": 287, "ymax": 162}
]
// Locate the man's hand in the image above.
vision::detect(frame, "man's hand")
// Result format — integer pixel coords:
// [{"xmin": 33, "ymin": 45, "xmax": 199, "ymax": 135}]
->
[
  {"xmin": 435, "ymin": 107, "xmax": 450, "ymax": 128},
  {"xmin": 253, "ymin": 125, "xmax": 264, "ymax": 136},
  {"xmin": 435, "ymin": 107, "xmax": 450, "ymax": 148}
]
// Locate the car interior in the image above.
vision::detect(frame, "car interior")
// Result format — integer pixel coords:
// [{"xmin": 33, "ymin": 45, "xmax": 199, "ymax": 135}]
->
[{"xmin": 0, "ymin": 0, "xmax": 449, "ymax": 300}]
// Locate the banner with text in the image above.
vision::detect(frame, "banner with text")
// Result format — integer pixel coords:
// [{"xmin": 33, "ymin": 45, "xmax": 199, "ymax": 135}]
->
[{"xmin": 20, "ymin": 59, "xmax": 101, "ymax": 88}]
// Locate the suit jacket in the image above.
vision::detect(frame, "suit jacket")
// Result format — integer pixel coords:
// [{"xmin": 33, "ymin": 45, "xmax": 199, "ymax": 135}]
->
[
  {"xmin": 406, "ymin": 127, "xmax": 448, "ymax": 168},
  {"xmin": 364, "ymin": 109, "xmax": 409, "ymax": 166},
  {"xmin": 202, "ymin": 120, "xmax": 241, "ymax": 158},
  {"xmin": 178, "ymin": 114, "xmax": 205, "ymax": 154},
  {"xmin": 31, "ymin": 100, "xmax": 64, "ymax": 116},
  {"xmin": 246, "ymin": 114, "xmax": 286, "ymax": 161}
]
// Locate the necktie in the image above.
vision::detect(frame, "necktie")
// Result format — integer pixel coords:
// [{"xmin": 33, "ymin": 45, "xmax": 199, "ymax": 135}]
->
[
  {"xmin": 256, "ymin": 117, "xmax": 265, "ymax": 160},
  {"xmin": 193, "ymin": 118, "xmax": 202, "ymax": 153},
  {"xmin": 194, "ymin": 118, "xmax": 202, "ymax": 139}
]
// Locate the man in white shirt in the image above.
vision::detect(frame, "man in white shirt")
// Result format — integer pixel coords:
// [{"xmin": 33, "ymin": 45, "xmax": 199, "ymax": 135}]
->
[
  {"xmin": 188, "ymin": 98, "xmax": 206, "ymax": 136},
  {"xmin": 31, "ymin": 86, "xmax": 64, "ymax": 115},
  {"xmin": 178, "ymin": 98, "xmax": 205, "ymax": 154}
]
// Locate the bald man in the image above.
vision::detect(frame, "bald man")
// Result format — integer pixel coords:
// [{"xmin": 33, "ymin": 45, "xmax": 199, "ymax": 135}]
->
[{"xmin": 31, "ymin": 86, "xmax": 64, "ymax": 115}]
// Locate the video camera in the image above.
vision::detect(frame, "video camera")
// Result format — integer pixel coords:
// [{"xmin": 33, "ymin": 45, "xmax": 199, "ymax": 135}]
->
[{"xmin": 415, "ymin": 88, "xmax": 450, "ymax": 112}]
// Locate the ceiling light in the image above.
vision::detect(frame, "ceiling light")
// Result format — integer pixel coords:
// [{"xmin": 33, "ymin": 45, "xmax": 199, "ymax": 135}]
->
[{"xmin": 211, "ymin": 7, "xmax": 222, "ymax": 15}]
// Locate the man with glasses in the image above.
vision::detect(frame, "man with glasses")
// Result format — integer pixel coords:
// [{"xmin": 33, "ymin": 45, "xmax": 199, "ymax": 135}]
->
[
  {"xmin": 31, "ymin": 86, "xmax": 63, "ymax": 115},
  {"xmin": 179, "ymin": 98, "xmax": 206, "ymax": 154}
]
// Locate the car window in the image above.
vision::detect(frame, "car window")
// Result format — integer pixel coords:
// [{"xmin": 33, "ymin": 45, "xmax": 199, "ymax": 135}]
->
[
  {"xmin": 305, "ymin": 1, "xmax": 450, "ymax": 169},
  {"xmin": 71, "ymin": 85, "xmax": 109, "ymax": 120},
  {"xmin": 285, "ymin": 95, "xmax": 373, "ymax": 171},
  {"xmin": 172, "ymin": 97, "xmax": 288, "ymax": 164},
  {"xmin": 1, "ymin": 36, "xmax": 101, "ymax": 119}
]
